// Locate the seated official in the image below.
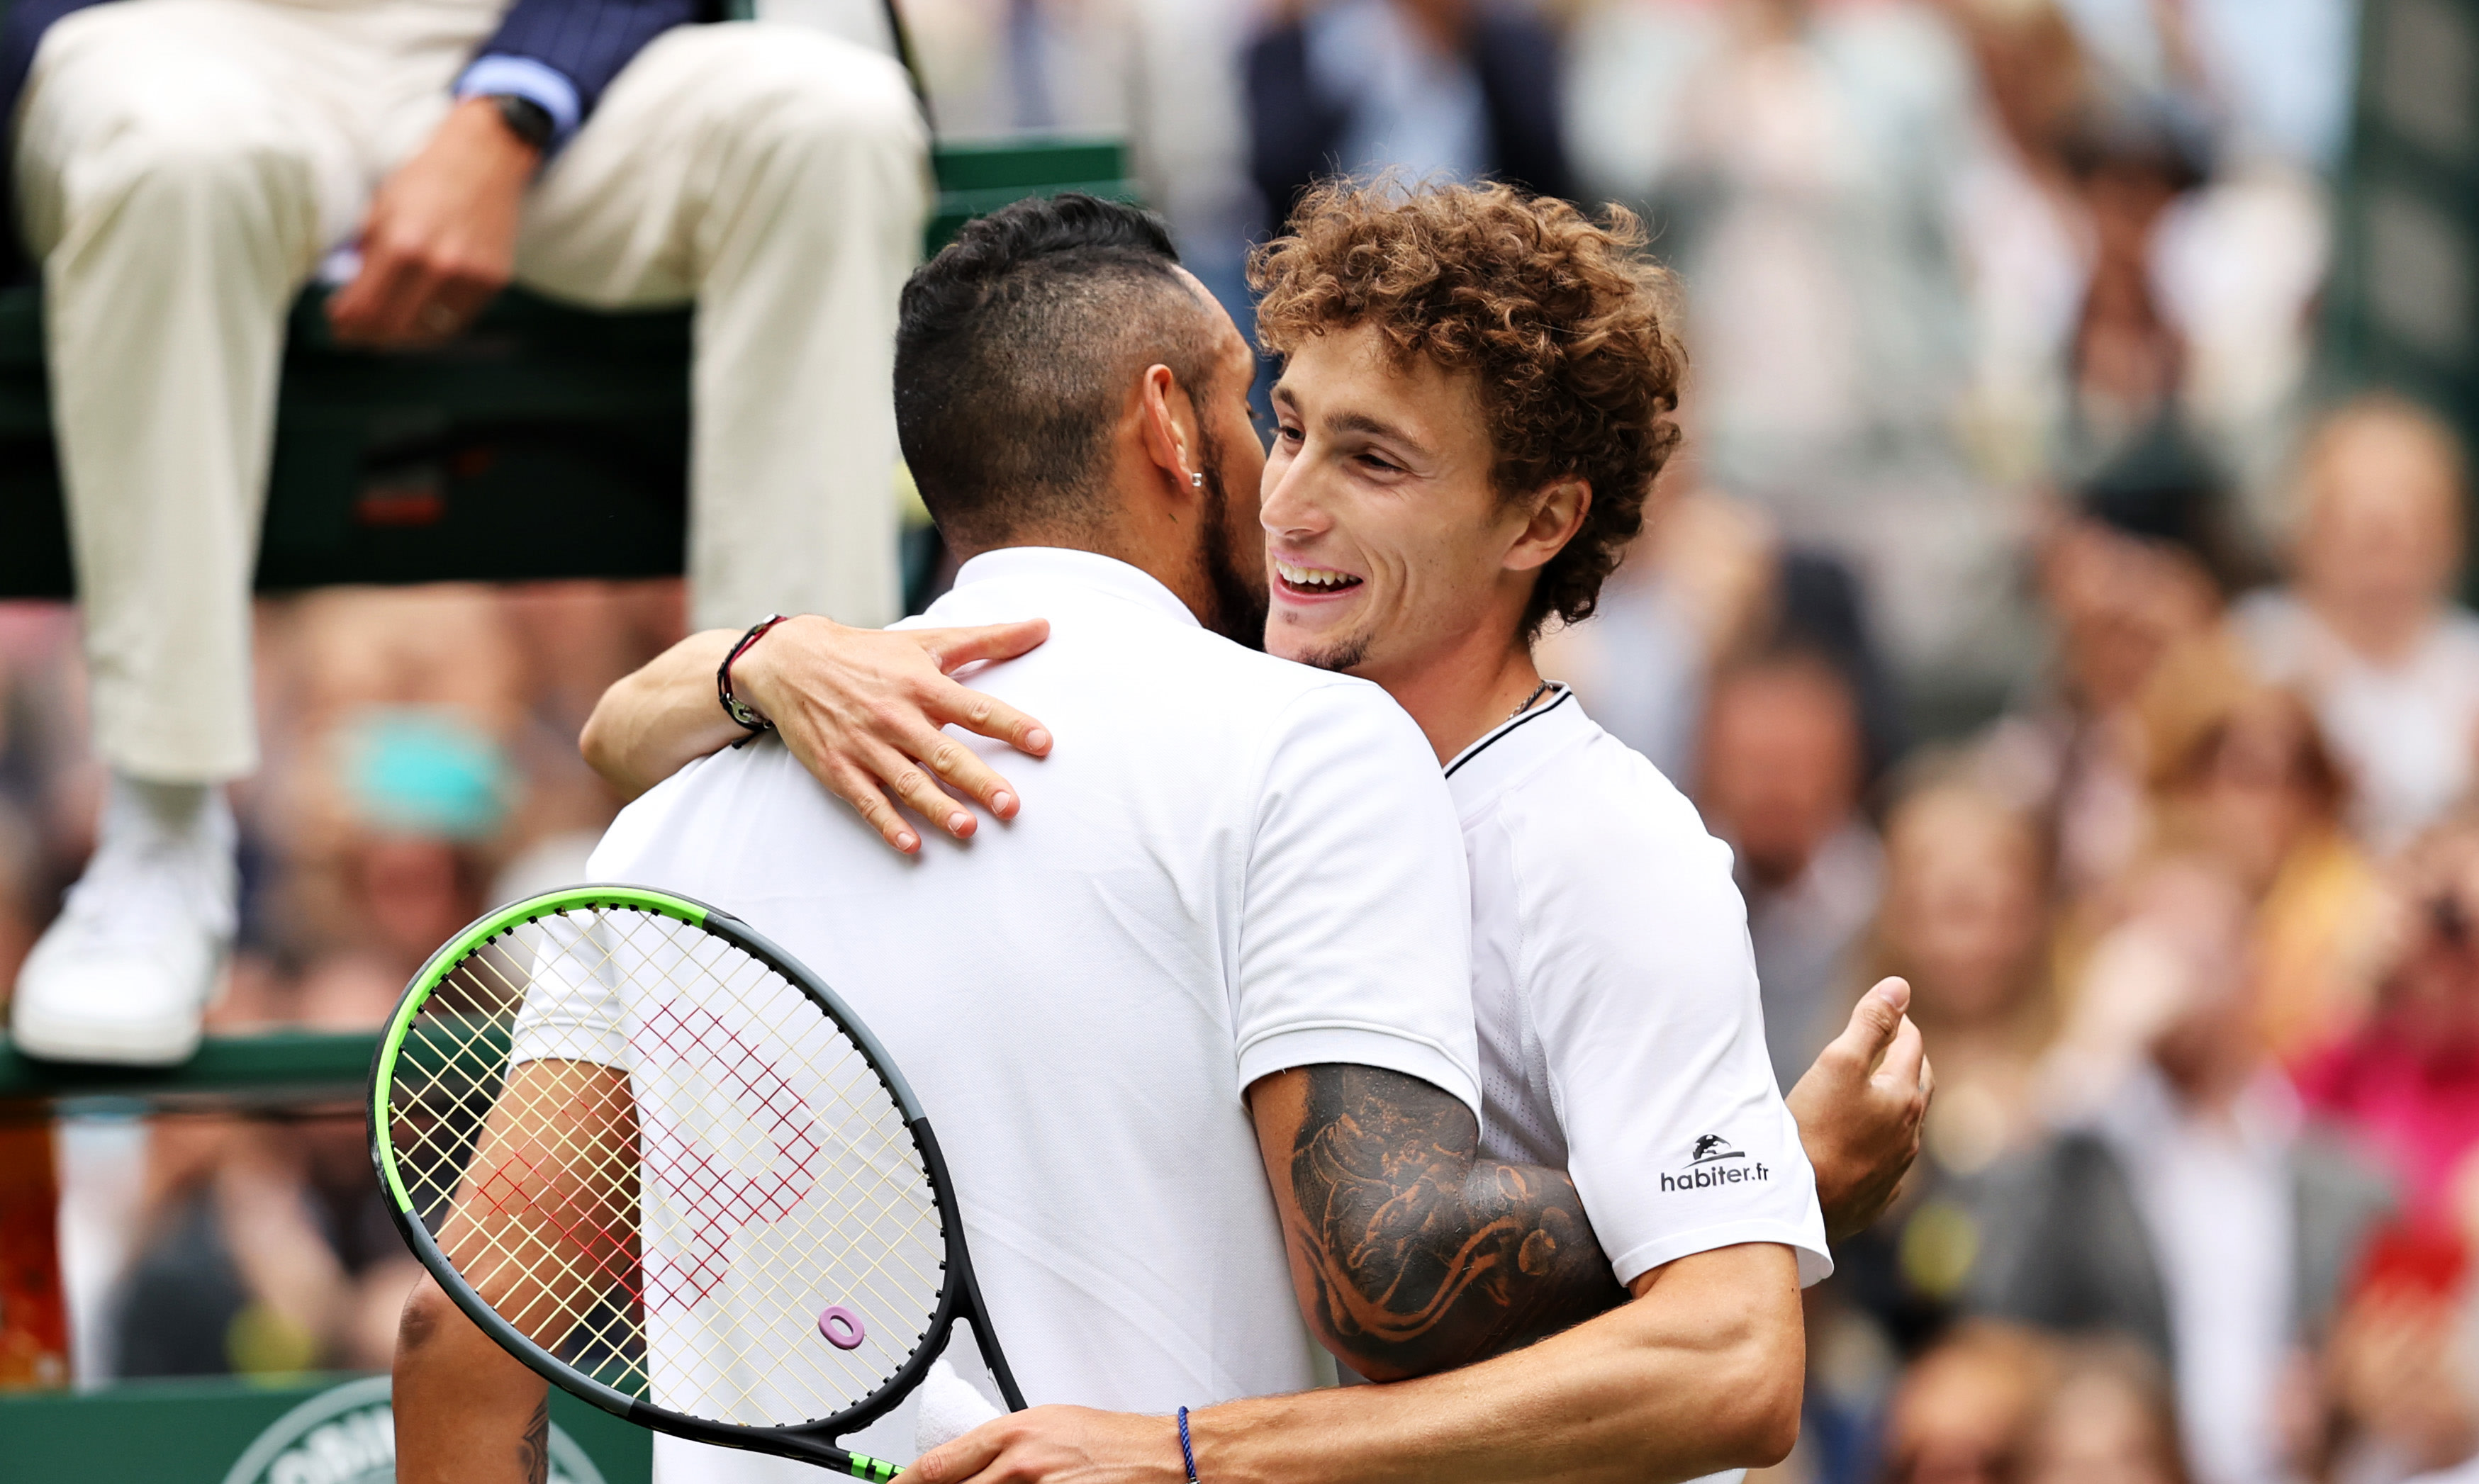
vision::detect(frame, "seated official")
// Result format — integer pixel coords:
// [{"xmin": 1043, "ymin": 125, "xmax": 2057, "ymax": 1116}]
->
[{"xmin": 5, "ymin": 0, "xmax": 929, "ymax": 1067}]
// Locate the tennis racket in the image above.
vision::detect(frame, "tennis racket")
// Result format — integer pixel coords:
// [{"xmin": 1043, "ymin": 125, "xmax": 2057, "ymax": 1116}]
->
[{"xmin": 369, "ymin": 885, "xmax": 1025, "ymax": 1480}]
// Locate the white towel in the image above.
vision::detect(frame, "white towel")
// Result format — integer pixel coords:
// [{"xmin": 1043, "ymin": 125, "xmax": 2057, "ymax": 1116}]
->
[{"xmin": 913, "ymin": 1355, "xmax": 1006, "ymax": 1454}]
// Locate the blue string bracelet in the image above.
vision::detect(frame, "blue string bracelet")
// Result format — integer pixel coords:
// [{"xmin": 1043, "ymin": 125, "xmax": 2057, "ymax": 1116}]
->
[{"xmin": 1177, "ymin": 1405, "xmax": 1199, "ymax": 1483}]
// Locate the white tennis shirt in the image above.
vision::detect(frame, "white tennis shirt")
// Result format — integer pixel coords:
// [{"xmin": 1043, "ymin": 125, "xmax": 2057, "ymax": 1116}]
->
[
  {"xmin": 1453, "ymin": 687, "xmax": 1832, "ymax": 1289},
  {"xmin": 569, "ymin": 549, "xmax": 1482, "ymax": 1480}
]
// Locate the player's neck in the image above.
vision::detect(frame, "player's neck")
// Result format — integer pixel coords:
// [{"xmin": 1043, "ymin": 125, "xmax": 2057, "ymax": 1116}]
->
[{"xmin": 1375, "ymin": 628, "xmax": 1548, "ymax": 767}]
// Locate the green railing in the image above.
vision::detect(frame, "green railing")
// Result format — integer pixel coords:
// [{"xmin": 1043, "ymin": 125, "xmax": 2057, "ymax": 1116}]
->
[{"xmin": 0, "ymin": 1030, "xmax": 376, "ymax": 1111}]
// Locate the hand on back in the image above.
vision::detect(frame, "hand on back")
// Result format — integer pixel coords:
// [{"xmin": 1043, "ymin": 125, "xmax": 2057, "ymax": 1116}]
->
[{"xmin": 731, "ymin": 614, "xmax": 1055, "ymax": 853}]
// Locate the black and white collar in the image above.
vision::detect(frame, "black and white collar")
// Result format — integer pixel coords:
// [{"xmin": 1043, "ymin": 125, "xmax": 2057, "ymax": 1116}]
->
[{"xmin": 1443, "ymin": 682, "xmax": 1581, "ymax": 797}]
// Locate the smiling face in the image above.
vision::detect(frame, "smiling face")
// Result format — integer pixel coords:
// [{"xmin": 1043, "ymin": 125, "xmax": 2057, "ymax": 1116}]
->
[{"xmin": 1259, "ymin": 324, "xmax": 1545, "ymax": 681}]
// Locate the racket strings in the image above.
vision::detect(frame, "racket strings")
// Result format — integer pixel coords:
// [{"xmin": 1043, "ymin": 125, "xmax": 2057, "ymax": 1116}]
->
[
  {"xmin": 613, "ymin": 913, "xmax": 947, "ymax": 1421},
  {"xmin": 386, "ymin": 905, "xmax": 949, "ymax": 1429}
]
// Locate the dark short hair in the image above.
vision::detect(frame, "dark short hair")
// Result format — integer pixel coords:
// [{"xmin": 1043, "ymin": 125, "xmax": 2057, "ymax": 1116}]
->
[{"xmin": 895, "ymin": 193, "xmax": 1220, "ymax": 549}]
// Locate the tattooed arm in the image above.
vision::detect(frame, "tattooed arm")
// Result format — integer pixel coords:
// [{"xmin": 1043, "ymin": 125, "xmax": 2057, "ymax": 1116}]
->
[{"xmin": 1247, "ymin": 1064, "xmax": 1627, "ymax": 1380}]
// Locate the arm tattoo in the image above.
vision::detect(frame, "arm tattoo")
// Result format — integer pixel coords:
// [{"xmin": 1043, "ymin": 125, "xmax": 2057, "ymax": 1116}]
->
[
  {"xmin": 517, "ymin": 1395, "xmax": 550, "ymax": 1484},
  {"xmin": 1286, "ymin": 1064, "xmax": 1626, "ymax": 1378}
]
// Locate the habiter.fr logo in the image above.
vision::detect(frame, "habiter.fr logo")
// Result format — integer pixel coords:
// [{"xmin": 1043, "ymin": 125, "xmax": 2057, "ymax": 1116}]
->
[{"xmin": 1661, "ymin": 1134, "xmax": 1767, "ymax": 1192}]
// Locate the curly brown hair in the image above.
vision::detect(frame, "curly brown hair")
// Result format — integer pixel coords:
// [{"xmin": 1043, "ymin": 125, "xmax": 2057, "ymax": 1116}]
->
[{"xmin": 1250, "ymin": 179, "xmax": 1687, "ymax": 637}]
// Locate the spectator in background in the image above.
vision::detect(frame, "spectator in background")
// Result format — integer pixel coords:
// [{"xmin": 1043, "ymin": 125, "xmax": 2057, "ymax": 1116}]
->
[
  {"xmin": 1879, "ymin": 1320, "xmax": 2058, "ymax": 1484},
  {"xmin": 1700, "ymin": 644, "xmax": 1883, "ymax": 1091},
  {"xmin": 108, "ymin": 1113, "xmax": 413, "ymax": 1378},
  {"xmin": 1563, "ymin": 0, "xmax": 2010, "ymax": 701},
  {"xmin": 106, "ymin": 962, "xmax": 415, "ymax": 1379},
  {"xmin": 1944, "ymin": 0, "xmax": 2096, "ymax": 488},
  {"xmin": 2296, "ymin": 810, "xmax": 2479, "ymax": 1222},
  {"xmin": 1975, "ymin": 852, "xmax": 2393, "ymax": 1484},
  {"xmin": 2318, "ymin": 1223, "xmax": 2479, "ymax": 1484},
  {"xmin": 1978, "ymin": 454, "xmax": 2246, "ymax": 904},
  {"xmin": 1243, "ymin": 0, "xmax": 1570, "ymax": 230},
  {"xmin": 2059, "ymin": 110, "xmax": 2208, "ymax": 483},
  {"xmin": 2019, "ymin": 1338, "xmax": 2190, "ymax": 1484},
  {"xmin": 2136, "ymin": 639, "xmax": 2385, "ymax": 1064},
  {"xmin": 1808, "ymin": 780, "xmax": 2054, "ymax": 1426},
  {"xmin": 2234, "ymin": 397, "xmax": 2479, "ymax": 854},
  {"xmin": 1564, "ymin": 0, "xmax": 1976, "ymax": 500},
  {"xmin": 1865, "ymin": 779, "xmax": 2056, "ymax": 1179},
  {"xmin": 1545, "ymin": 473, "xmax": 1906, "ymax": 793}
]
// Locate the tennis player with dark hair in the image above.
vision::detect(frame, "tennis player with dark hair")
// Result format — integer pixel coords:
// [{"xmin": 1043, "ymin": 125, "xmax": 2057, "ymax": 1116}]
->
[{"xmin": 576, "ymin": 186, "xmax": 1928, "ymax": 1482}]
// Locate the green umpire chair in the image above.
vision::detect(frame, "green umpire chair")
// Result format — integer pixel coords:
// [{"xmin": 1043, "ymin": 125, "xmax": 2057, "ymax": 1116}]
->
[{"xmin": 0, "ymin": 135, "xmax": 1136, "ymax": 599}]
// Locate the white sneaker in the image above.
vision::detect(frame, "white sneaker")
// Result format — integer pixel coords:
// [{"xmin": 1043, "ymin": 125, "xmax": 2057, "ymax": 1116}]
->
[{"xmin": 10, "ymin": 778, "xmax": 237, "ymax": 1065}]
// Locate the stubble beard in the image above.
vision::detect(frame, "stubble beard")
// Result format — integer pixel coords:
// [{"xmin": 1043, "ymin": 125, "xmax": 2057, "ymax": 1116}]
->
[
  {"xmin": 1289, "ymin": 629, "xmax": 1371, "ymax": 674},
  {"xmin": 1194, "ymin": 425, "xmax": 1270, "ymax": 650}
]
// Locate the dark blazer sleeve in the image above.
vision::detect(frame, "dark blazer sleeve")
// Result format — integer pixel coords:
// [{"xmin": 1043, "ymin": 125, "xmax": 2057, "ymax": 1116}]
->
[
  {"xmin": 2, "ymin": 0, "xmax": 115, "ymax": 142},
  {"xmin": 474, "ymin": 0, "xmax": 710, "ymax": 120}
]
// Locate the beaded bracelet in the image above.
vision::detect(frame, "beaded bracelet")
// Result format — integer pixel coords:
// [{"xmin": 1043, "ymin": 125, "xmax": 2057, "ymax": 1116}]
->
[{"xmin": 717, "ymin": 613, "xmax": 791, "ymax": 733}]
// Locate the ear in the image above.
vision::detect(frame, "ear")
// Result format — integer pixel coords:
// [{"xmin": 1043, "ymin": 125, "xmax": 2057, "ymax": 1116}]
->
[
  {"xmin": 1136, "ymin": 363, "xmax": 1205, "ymax": 502},
  {"xmin": 1504, "ymin": 479, "xmax": 1591, "ymax": 575}
]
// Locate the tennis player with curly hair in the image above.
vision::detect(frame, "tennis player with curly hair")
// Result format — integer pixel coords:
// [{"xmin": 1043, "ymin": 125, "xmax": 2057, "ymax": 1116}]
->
[{"xmin": 576, "ymin": 182, "xmax": 1930, "ymax": 1482}]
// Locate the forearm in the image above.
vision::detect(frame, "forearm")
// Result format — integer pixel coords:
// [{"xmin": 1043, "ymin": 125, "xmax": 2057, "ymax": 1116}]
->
[
  {"xmin": 578, "ymin": 629, "xmax": 740, "ymax": 798},
  {"xmin": 393, "ymin": 1274, "xmax": 553, "ymax": 1484},
  {"xmin": 1198, "ymin": 1244, "xmax": 1803, "ymax": 1484}
]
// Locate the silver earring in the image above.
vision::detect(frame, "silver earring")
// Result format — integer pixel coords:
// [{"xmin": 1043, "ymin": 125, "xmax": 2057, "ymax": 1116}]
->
[{"xmin": 1190, "ymin": 471, "xmax": 1204, "ymax": 488}]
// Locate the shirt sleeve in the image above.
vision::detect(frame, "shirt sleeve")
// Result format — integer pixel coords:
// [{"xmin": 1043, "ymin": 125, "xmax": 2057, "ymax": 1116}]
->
[
  {"xmin": 1231, "ymin": 680, "xmax": 1482, "ymax": 1115},
  {"xmin": 456, "ymin": 55, "xmax": 584, "ymax": 150},
  {"xmin": 1515, "ymin": 754, "xmax": 1832, "ymax": 1286},
  {"xmin": 505, "ymin": 903, "xmax": 632, "ymax": 1067},
  {"xmin": 503, "ymin": 779, "xmax": 701, "ymax": 1067},
  {"xmin": 461, "ymin": 0, "xmax": 700, "ymax": 134}
]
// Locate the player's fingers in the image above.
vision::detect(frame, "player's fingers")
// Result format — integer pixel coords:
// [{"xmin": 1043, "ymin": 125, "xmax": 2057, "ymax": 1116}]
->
[
  {"xmin": 910, "ymin": 1416, "xmax": 1020, "ymax": 1484},
  {"xmin": 921, "ymin": 618, "xmax": 1051, "ymax": 674},
  {"xmin": 1917, "ymin": 1048, "xmax": 1936, "ymax": 1106},
  {"xmin": 864, "ymin": 741, "xmax": 977, "ymax": 841},
  {"xmin": 929, "ymin": 676, "xmax": 1053, "ymax": 763},
  {"xmin": 916, "ymin": 723, "xmax": 1026, "ymax": 821},
  {"xmin": 1875, "ymin": 1011, "xmax": 1927, "ymax": 1098},
  {"xmin": 821, "ymin": 761, "xmax": 920, "ymax": 855},
  {"xmin": 1832, "ymin": 977, "xmax": 1910, "ymax": 1072}
]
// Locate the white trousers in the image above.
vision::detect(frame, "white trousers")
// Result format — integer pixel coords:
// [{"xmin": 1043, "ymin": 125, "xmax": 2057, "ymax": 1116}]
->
[{"xmin": 16, "ymin": 0, "xmax": 929, "ymax": 782}]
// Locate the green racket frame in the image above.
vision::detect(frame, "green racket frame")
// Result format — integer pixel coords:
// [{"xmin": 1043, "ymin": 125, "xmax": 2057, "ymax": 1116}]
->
[{"xmin": 369, "ymin": 884, "xmax": 1027, "ymax": 1480}]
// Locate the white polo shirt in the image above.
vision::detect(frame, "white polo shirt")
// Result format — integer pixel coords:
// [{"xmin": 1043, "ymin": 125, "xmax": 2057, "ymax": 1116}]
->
[
  {"xmin": 1452, "ymin": 686, "xmax": 1832, "ymax": 1289},
  {"xmin": 568, "ymin": 548, "xmax": 1481, "ymax": 1480}
]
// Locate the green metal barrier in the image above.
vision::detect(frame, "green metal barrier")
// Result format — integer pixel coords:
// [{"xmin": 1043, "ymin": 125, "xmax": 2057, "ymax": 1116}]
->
[
  {"xmin": 0, "ymin": 1371, "xmax": 651, "ymax": 1483},
  {"xmin": 0, "ymin": 1030, "xmax": 377, "ymax": 1113},
  {"xmin": 1, "ymin": 1033, "xmax": 643, "ymax": 1481},
  {"xmin": 0, "ymin": 136, "xmax": 1136, "ymax": 600}
]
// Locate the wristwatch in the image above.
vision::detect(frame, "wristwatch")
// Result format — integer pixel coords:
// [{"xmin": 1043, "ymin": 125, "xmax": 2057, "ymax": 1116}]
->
[{"xmin": 488, "ymin": 93, "xmax": 555, "ymax": 152}]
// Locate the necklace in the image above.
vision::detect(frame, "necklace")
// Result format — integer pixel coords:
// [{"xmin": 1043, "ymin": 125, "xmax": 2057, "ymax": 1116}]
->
[{"xmin": 1508, "ymin": 680, "xmax": 1555, "ymax": 722}]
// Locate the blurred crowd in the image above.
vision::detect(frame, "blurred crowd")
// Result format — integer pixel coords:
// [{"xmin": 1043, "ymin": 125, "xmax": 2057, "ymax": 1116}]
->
[
  {"xmin": 1, "ymin": 582, "xmax": 684, "ymax": 1383},
  {"xmin": 9, "ymin": 4, "xmax": 2479, "ymax": 1484}
]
